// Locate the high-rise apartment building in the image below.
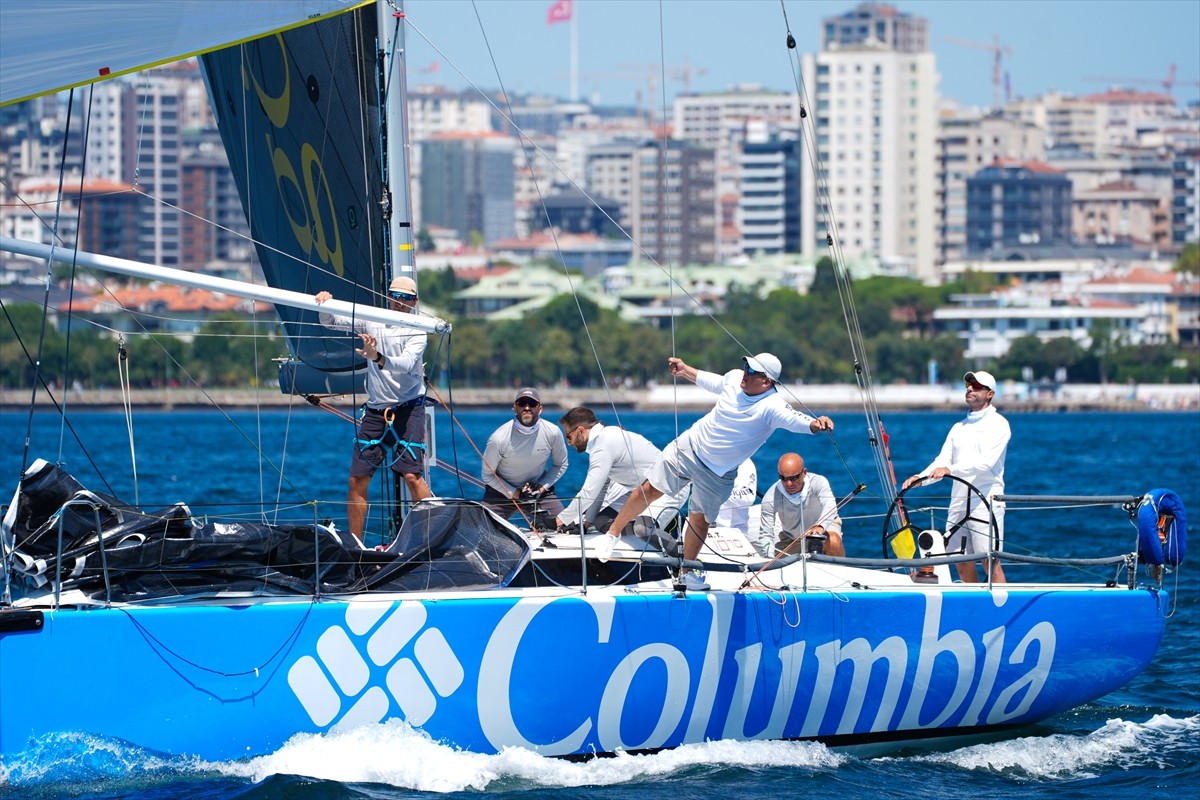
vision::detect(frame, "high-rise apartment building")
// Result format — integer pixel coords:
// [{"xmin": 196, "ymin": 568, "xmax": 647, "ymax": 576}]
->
[
  {"xmin": 738, "ymin": 123, "xmax": 802, "ymax": 256},
  {"xmin": 966, "ymin": 161, "xmax": 1073, "ymax": 253},
  {"xmin": 673, "ymin": 88, "xmax": 800, "ymax": 261},
  {"xmin": 673, "ymin": 88, "xmax": 801, "ymax": 177},
  {"xmin": 121, "ymin": 73, "xmax": 186, "ymax": 267},
  {"xmin": 420, "ymin": 132, "xmax": 516, "ymax": 245},
  {"xmin": 586, "ymin": 139, "xmax": 717, "ymax": 266},
  {"xmin": 76, "ymin": 179, "xmax": 141, "ymax": 262},
  {"xmin": 181, "ymin": 129, "xmax": 255, "ymax": 269},
  {"xmin": 937, "ymin": 112, "xmax": 1046, "ymax": 263},
  {"xmin": 1172, "ymin": 148, "xmax": 1200, "ymax": 249},
  {"xmin": 801, "ymin": 3, "xmax": 938, "ymax": 278}
]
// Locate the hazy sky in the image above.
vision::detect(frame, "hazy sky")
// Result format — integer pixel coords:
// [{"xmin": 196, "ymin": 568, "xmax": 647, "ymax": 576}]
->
[{"xmin": 401, "ymin": 0, "xmax": 1200, "ymax": 110}]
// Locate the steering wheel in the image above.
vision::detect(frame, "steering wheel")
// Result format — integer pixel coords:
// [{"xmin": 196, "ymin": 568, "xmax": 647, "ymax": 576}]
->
[{"xmin": 881, "ymin": 474, "xmax": 999, "ymax": 560}]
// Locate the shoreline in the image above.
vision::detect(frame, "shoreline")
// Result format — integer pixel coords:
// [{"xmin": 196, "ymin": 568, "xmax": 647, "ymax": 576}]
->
[{"xmin": 2, "ymin": 383, "xmax": 1197, "ymax": 413}]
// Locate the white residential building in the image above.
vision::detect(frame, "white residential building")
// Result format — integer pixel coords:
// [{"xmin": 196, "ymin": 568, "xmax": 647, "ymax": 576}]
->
[
  {"xmin": 934, "ymin": 292, "xmax": 1144, "ymax": 361},
  {"xmin": 799, "ymin": 3, "xmax": 939, "ymax": 279}
]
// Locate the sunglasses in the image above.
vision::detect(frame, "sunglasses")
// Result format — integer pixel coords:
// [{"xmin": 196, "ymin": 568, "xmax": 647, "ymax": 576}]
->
[
  {"xmin": 967, "ymin": 382, "xmax": 989, "ymax": 392},
  {"xmin": 390, "ymin": 292, "xmax": 417, "ymax": 302},
  {"xmin": 515, "ymin": 399, "xmax": 540, "ymax": 409},
  {"xmin": 778, "ymin": 471, "xmax": 805, "ymax": 483},
  {"xmin": 743, "ymin": 360, "xmax": 772, "ymax": 379}
]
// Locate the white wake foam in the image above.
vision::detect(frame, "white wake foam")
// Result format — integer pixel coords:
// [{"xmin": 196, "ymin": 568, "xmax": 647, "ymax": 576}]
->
[
  {"xmin": 904, "ymin": 714, "xmax": 1200, "ymax": 779},
  {"xmin": 211, "ymin": 720, "xmax": 845, "ymax": 791}
]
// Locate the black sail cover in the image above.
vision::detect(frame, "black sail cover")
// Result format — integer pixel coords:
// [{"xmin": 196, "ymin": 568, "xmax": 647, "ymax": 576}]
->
[
  {"xmin": 200, "ymin": 7, "xmax": 387, "ymax": 384},
  {"xmin": 2, "ymin": 461, "xmax": 532, "ymax": 601}
]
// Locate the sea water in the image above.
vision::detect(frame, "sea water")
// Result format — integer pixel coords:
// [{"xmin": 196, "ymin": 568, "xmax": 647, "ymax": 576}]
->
[{"xmin": 1, "ymin": 407, "xmax": 1197, "ymax": 799}]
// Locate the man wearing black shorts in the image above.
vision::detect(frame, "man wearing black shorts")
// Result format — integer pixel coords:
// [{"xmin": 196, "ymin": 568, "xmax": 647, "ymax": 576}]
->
[{"xmin": 315, "ymin": 276, "xmax": 431, "ymax": 542}]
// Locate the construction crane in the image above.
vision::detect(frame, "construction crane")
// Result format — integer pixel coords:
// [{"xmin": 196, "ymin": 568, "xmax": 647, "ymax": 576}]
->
[
  {"xmin": 1083, "ymin": 64, "xmax": 1200, "ymax": 95},
  {"xmin": 943, "ymin": 35, "xmax": 1012, "ymax": 110}
]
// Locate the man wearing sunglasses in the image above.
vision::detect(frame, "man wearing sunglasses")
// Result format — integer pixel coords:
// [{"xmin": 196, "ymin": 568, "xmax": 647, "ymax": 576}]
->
[
  {"xmin": 480, "ymin": 387, "xmax": 568, "ymax": 529},
  {"xmin": 756, "ymin": 453, "xmax": 844, "ymax": 558},
  {"xmin": 314, "ymin": 276, "xmax": 431, "ymax": 544},
  {"xmin": 902, "ymin": 371, "xmax": 1009, "ymax": 584},
  {"xmin": 594, "ymin": 352, "xmax": 834, "ymax": 588},
  {"xmin": 554, "ymin": 406, "xmax": 686, "ymax": 541}
]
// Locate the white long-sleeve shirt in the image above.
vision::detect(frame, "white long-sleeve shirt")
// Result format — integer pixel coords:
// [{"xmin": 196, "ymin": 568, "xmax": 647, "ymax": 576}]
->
[
  {"xmin": 755, "ymin": 471, "xmax": 842, "ymax": 556},
  {"xmin": 714, "ymin": 459, "xmax": 758, "ymax": 534},
  {"xmin": 688, "ymin": 369, "xmax": 819, "ymax": 476},
  {"xmin": 481, "ymin": 418, "xmax": 569, "ymax": 496},
  {"xmin": 317, "ymin": 310, "xmax": 426, "ymax": 407},
  {"xmin": 559, "ymin": 422, "xmax": 662, "ymax": 525},
  {"xmin": 918, "ymin": 405, "xmax": 1010, "ymax": 511}
]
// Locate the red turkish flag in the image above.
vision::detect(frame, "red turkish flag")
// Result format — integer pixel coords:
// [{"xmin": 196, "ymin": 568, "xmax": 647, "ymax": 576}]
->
[{"xmin": 547, "ymin": 0, "xmax": 572, "ymax": 25}]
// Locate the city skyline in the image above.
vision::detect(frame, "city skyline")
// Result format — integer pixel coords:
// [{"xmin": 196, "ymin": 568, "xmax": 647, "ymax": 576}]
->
[{"xmin": 403, "ymin": 0, "xmax": 1200, "ymax": 111}]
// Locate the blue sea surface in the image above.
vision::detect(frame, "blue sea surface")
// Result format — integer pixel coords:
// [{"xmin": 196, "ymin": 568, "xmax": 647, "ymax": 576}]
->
[{"xmin": 1, "ymin": 406, "xmax": 1197, "ymax": 799}]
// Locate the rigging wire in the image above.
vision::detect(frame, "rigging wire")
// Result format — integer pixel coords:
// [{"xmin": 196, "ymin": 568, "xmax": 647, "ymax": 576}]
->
[
  {"xmin": 464, "ymin": 0, "xmax": 620, "ymax": 408},
  {"xmin": 59, "ymin": 86, "xmax": 96, "ymax": 464},
  {"xmin": 116, "ymin": 335, "xmax": 139, "ymax": 505},
  {"xmin": 19, "ymin": 87, "xmax": 77, "ymax": 484},
  {"xmin": 777, "ymin": 0, "xmax": 896, "ymax": 512},
  {"xmin": 0, "ymin": 299, "xmax": 118, "ymax": 496},
  {"xmin": 401, "ymin": 18, "xmax": 759, "ymax": 357}
]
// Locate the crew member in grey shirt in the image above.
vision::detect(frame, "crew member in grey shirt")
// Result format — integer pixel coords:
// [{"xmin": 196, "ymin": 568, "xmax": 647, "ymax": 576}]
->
[
  {"xmin": 554, "ymin": 406, "xmax": 686, "ymax": 535},
  {"xmin": 314, "ymin": 276, "xmax": 431, "ymax": 543},
  {"xmin": 756, "ymin": 452, "xmax": 845, "ymax": 557},
  {"xmin": 480, "ymin": 387, "xmax": 568, "ymax": 528}
]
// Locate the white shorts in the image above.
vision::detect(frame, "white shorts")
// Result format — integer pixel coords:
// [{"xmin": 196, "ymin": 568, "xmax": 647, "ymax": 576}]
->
[{"xmin": 946, "ymin": 496, "xmax": 1005, "ymax": 555}]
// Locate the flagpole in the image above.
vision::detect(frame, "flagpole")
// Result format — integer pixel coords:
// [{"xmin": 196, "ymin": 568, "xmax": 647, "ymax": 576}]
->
[{"xmin": 570, "ymin": 6, "xmax": 578, "ymax": 101}]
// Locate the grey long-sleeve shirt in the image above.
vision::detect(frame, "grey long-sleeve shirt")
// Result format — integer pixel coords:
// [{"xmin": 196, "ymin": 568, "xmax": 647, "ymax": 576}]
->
[
  {"xmin": 317, "ymin": 310, "xmax": 426, "ymax": 407},
  {"xmin": 755, "ymin": 471, "xmax": 842, "ymax": 556},
  {"xmin": 481, "ymin": 418, "xmax": 568, "ymax": 496}
]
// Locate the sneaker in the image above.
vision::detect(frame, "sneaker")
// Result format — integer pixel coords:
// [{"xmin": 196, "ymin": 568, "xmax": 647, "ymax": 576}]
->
[
  {"xmin": 593, "ymin": 533, "xmax": 617, "ymax": 563},
  {"xmin": 678, "ymin": 570, "xmax": 710, "ymax": 591}
]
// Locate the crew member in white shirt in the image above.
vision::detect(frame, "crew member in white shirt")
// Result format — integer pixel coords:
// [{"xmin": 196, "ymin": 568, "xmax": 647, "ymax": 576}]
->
[
  {"xmin": 714, "ymin": 459, "xmax": 757, "ymax": 537},
  {"xmin": 902, "ymin": 370, "xmax": 1009, "ymax": 583},
  {"xmin": 756, "ymin": 453, "xmax": 844, "ymax": 557},
  {"xmin": 554, "ymin": 406, "xmax": 686, "ymax": 538},
  {"xmin": 596, "ymin": 353, "xmax": 834, "ymax": 587}
]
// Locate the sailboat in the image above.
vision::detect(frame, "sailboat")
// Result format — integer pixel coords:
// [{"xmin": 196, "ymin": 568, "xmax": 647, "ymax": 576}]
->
[{"xmin": 0, "ymin": 0, "xmax": 1188, "ymax": 765}]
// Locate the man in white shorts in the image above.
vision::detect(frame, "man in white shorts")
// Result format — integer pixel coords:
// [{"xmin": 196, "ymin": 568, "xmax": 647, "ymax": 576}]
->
[
  {"xmin": 596, "ymin": 353, "xmax": 834, "ymax": 588},
  {"xmin": 902, "ymin": 370, "xmax": 1009, "ymax": 583}
]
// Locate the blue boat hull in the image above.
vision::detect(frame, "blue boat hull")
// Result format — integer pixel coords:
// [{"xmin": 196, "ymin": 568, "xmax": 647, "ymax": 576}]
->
[{"xmin": 0, "ymin": 586, "xmax": 1168, "ymax": 760}]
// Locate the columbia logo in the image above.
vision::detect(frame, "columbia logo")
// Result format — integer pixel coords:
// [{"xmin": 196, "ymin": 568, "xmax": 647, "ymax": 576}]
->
[{"xmin": 287, "ymin": 599, "xmax": 464, "ymax": 729}]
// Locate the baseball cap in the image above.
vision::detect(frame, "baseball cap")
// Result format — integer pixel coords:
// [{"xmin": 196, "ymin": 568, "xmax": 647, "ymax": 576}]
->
[
  {"xmin": 515, "ymin": 387, "xmax": 541, "ymax": 404},
  {"xmin": 743, "ymin": 353, "xmax": 782, "ymax": 382},
  {"xmin": 964, "ymin": 371, "xmax": 997, "ymax": 391}
]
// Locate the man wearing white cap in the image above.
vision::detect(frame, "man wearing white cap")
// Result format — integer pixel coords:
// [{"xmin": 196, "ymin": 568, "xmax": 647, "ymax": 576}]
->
[
  {"xmin": 596, "ymin": 353, "xmax": 834, "ymax": 588},
  {"xmin": 902, "ymin": 371, "xmax": 1009, "ymax": 583},
  {"xmin": 314, "ymin": 276, "xmax": 432, "ymax": 543}
]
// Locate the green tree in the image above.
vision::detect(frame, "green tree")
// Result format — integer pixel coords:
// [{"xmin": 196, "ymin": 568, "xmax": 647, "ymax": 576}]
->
[
  {"xmin": 415, "ymin": 265, "xmax": 463, "ymax": 313},
  {"xmin": 1174, "ymin": 241, "xmax": 1199, "ymax": 274},
  {"xmin": 190, "ymin": 314, "xmax": 280, "ymax": 386},
  {"xmin": 809, "ymin": 256, "xmax": 839, "ymax": 297},
  {"xmin": 416, "ymin": 226, "xmax": 435, "ymax": 253},
  {"xmin": 445, "ymin": 321, "xmax": 492, "ymax": 387}
]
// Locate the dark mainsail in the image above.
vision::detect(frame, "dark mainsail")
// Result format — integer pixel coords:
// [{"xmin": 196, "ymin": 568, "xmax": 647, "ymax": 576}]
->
[{"xmin": 200, "ymin": 6, "xmax": 387, "ymax": 386}]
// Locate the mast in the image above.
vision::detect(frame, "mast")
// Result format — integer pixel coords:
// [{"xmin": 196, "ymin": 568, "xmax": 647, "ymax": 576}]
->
[{"xmin": 379, "ymin": 0, "xmax": 416, "ymax": 286}]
